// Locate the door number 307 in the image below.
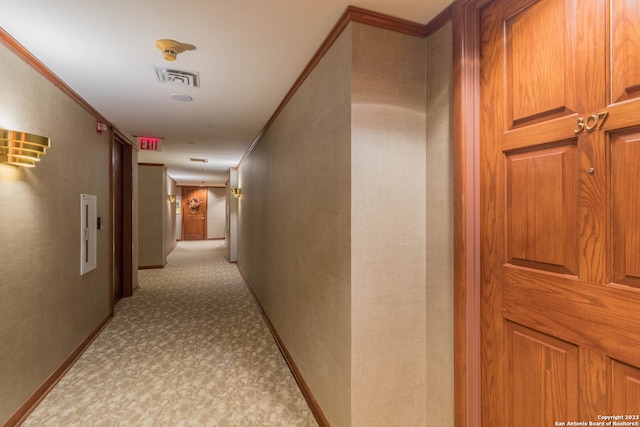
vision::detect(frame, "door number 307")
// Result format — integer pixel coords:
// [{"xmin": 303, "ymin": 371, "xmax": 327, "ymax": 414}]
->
[{"xmin": 574, "ymin": 111, "xmax": 609, "ymax": 134}]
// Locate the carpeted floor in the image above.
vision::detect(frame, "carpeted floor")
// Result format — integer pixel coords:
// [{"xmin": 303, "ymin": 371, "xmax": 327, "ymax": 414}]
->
[{"xmin": 22, "ymin": 240, "xmax": 318, "ymax": 427}]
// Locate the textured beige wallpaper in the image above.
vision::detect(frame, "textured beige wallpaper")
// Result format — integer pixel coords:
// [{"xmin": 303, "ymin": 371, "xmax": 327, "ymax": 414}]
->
[
  {"xmin": 138, "ymin": 164, "xmax": 168, "ymax": 267},
  {"xmin": 238, "ymin": 27, "xmax": 353, "ymax": 426},
  {"xmin": 226, "ymin": 168, "xmax": 238, "ymax": 262},
  {"xmin": 350, "ymin": 23, "xmax": 427, "ymax": 426},
  {"xmin": 207, "ymin": 187, "xmax": 226, "ymax": 239},
  {"xmin": 425, "ymin": 21, "xmax": 454, "ymax": 426},
  {"xmin": 165, "ymin": 176, "xmax": 177, "ymax": 255},
  {"xmin": 237, "ymin": 20, "xmax": 447, "ymax": 426},
  {"xmin": 0, "ymin": 43, "xmax": 111, "ymax": 424}
]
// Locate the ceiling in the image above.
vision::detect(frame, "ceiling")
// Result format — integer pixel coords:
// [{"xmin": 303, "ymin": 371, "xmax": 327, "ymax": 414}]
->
[{"xmin": 0, "ymin": 0, "xmax": 452, "ymax": 186}]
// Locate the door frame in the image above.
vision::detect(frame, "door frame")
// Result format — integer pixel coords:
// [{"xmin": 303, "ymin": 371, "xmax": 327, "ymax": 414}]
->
[
  {"xmin": 111, "ymin": 129, "xmax": 134, "ymax": 305},
  {"xmin": 452, "ymin": 0, "xmax": 487, "ymax": 425}
]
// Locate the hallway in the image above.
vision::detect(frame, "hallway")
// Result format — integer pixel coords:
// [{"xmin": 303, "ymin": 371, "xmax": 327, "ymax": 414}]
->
[{"xmin": 22, "ymin": 241, "xmax": 317, "ymax": 426}]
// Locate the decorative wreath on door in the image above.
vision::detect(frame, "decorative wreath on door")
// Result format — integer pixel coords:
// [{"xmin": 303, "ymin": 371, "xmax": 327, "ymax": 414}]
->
[{"xmin": 187, "ymin": 197, "xmax": 202, "ymax": 213}]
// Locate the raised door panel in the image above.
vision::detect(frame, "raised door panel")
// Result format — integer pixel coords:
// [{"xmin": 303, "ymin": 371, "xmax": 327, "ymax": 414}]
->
[
  {"xmin": 611, "ymin": 0, "xmax": 640, "ymax": 104},
  {"xmin": 611, "ymin": 361, "xmax": 640, "ymax": 414},
  {"xmin": 504, "ymin": 0, "xmax": 579, "ymax": 128},
  {"xmin": 505, "ymin": 322, "xmax": 579, "ymax": 425},
  {"xmin": 611, "ymin": 131, "xmax": 640, "ymax": 288},
  {"xmin": 506, "ymin": 143, "xmax": 577, "ymax": 274},
  {"xmin": 183, "ymin": 217, "xmax": 204, "ymax": 239}
]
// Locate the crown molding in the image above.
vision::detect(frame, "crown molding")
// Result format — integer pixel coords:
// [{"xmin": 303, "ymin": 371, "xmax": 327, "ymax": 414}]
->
[
  {"xmin": 0, "ymin": 28, "xmax": 111, "ymax": 125},
  {"xmin": 240, "ymin": 5, "xmax": 453, "ymax": 166},
  {"xmin": 345, "ymin": 6, "xmax": 428, "ymax": 37}
]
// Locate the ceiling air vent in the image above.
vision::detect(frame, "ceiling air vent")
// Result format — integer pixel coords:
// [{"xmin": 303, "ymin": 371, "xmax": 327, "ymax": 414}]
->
[{"xmin": 154, "ymin": 67, "xmax": 200, "ymax": 88}]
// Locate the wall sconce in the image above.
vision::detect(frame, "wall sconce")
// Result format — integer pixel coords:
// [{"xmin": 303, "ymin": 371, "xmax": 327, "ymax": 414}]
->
[
  {"xmin": 0, "ymin": 129, "xmax": 51, "ymax": 167},
  {"xmin": 231, "ymin": 188, "xmax": 241, "ymax": 198},
  {"xmin": 168, "ymin": 194, "xmax": 176, "ymax": 203}
]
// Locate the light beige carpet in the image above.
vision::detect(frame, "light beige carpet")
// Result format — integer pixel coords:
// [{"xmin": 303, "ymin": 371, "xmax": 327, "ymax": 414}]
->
[{"xmin": 22, "ymin": 240, "xmax": 318, "ymax": 427}]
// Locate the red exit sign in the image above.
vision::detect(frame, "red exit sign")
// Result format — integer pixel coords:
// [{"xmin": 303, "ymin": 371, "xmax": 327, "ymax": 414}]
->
[{"xmin": 139, "ymin": 137, "xmax": 161, "ymax": 151}]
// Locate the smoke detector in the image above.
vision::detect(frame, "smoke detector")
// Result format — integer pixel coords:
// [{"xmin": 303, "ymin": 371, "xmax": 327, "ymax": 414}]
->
[{"xmin": 156, "ymin": 39, "xmax": 185, "ymax": 61}]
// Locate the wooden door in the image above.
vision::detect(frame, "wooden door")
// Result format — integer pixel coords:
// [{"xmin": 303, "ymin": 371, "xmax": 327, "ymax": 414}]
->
[
  {"xmin": 182, "ymin": 186, "xmax": 207, "ymax": 240},
  {"xmin": 113, "ymin": 136, "xmax": 123, "ymax": 303},
  {"xmin": 112, "ymin": 133, "xmax": 133, "ymax": 300},
  {"xmin": 479, "ymin": 0, "xmax": 640, "ymax": 424}
]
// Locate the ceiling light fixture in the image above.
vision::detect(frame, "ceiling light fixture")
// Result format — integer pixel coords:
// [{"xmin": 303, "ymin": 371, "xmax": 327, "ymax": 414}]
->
[
  {"xmin": 190, "ymin": 158, "xmax": 208, "ymax": 173},
  {"xmin": 170, "ymin": 94, "xmax": 193, "ymax": 102}
]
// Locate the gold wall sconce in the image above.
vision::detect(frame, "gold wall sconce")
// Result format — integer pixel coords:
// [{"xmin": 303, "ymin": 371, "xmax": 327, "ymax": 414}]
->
[
  {"xmin": 0, "ymin": 129, "xmax": 51, "ymax": 168},
  {"xmin": 231, "ymin": 188, "xmax": 241, "ymax": 198},
  {"xmin": 168, "ymin": 194, "xmax": 176, "ymax": 203}
]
